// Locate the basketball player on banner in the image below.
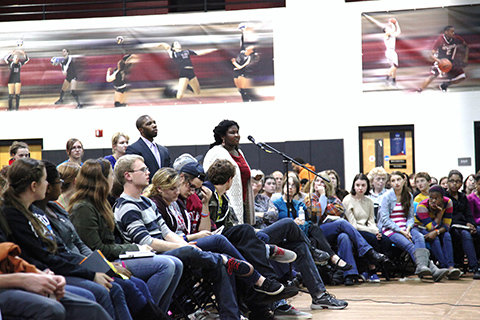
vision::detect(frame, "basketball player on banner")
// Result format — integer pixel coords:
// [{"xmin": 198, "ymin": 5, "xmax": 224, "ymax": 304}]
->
[
  {"xmin": 383, "ymin": 18, "xmax": 401, "ymax": 86},
  {"xmin": 417, "ymin": 25, "xmax": 469, "ymax": 92}
]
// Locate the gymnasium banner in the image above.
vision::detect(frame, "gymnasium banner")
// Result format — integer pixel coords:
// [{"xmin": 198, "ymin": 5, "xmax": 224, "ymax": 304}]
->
[
  {"xmin": 0, "ymin": 13, "xmax": 274, "ymax": 111},
  {"xmin": 362, "ymin": 4, "xmax": 480, "ymax": 93}
]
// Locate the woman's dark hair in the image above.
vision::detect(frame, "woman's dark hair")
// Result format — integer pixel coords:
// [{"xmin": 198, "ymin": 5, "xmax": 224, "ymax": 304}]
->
[
  {"xmin": 209, "ymin": 119, "xmax": 239, "ymax": 149},
  {"xmin": 42, "ymin": 160, "xmax": 60, "ymax": 185},
  {"xmin": 448, "ymin": 169, "xmax": 463, "ymax": 181},
  {"xmin": 350, "ymin": 173, "xmax": 371, "ymax": 196},
  {"xmin": 390, "ymin": 170, "xmax": 411, "ymax": 216},
  {"xmin": 4, "ymin": 158, "xmax": 57, "ymax": 253},
  {"xmin": 463, "ymin": 174, "xmax": 475, "ymax": 192}
]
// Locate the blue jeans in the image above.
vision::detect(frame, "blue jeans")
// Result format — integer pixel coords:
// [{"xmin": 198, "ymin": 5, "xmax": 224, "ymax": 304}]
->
[
  {"xmin": 195, "ymin": 234, "xmax": 261, "ymax": 285},
  {"xmin": 416, "ymin": 227, "xmax": 454, "ymax": 268},
  {"xmin": 164, "ymin": 246, "xmax": 240, "ymax": 320},
  {"xmin": 387, "ymin": 228, "xmax": 425, "ymax": 262},
  {"xmin": 114, "ymin": 277, "xmax": 152, "ymax": 317},
  {"xmin": 0, "ymin": 288, "xmax": 113, "ymax": 320},
  {"xmin": 450, "ymin": 227, "xmax": 479, "ymax": 268},
  {"xmin": 65, "ymin": 276, "xmax": 129, "ymax": 320},
  {"xmin": 66, "ymin": 284, "xmax": 96, "ymax": 301},
  {"xmin": 121, "ymin": 255, "xmax": 182, "ymax": 312},
  {"xmin": 319, "ymin": 219, "xmax": 373, "ymax": 277},
  {"xmin": 260, "ymin": 218, "xmax": 326, "ymax": 298}
]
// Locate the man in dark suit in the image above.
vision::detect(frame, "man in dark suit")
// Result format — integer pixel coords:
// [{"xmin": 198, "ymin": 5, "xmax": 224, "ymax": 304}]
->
[{"xmin": 125, "ymin": 115, "xmax": 171, "ymax": 180}]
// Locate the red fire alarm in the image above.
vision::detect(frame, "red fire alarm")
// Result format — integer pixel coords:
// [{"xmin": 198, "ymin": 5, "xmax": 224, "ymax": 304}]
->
[{"xmin": 95, "ymin": 129, "xmax": 103, "ymax": 137}]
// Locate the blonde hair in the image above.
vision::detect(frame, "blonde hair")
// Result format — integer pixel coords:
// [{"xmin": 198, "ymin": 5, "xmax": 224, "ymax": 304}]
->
[
  {"xmin": 114, "ymin": 154, "xmax": 144, "ymax": 187},
  {"xmin": 143, "ymin": 167, "xmax": 181, "ymax": 198},
  {"xmin": 310, "ymin": 173, "xmax": 334, "ymax": 197},
  {"xmin": 367, "ymin": 167, "xmax": 387, "ymax": 182},
  {"xmin": 57, "ymin": 162, "xmax": 81, "ymax": 192},
  {"xmin": 111, "ymin": 132, "xmax": 130, "ymax": 153}
]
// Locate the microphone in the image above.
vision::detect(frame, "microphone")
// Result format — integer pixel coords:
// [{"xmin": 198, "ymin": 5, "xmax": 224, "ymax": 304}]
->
[{"xmin": 248, "ymin": 135, "xmax": 265, "ymax": 151}]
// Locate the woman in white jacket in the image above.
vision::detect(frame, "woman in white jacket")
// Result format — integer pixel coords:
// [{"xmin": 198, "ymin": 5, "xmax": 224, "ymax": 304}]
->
[{"xmin": 203, "ymin": 120, "xmax": 254, "ymax": 225}]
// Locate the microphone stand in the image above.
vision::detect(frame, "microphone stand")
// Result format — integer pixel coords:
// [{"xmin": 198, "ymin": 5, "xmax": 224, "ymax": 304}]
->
[{"xmin": 248, "ymin": 138, "xmax": 330, "ymax": 222}]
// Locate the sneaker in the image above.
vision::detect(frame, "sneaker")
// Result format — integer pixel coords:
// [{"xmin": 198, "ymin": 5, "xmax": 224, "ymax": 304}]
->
[
  {"xmin": 274, "ymin": 305, "xmax": 312, "ymax": 319},
  {"xmin": 254, "ymin": 278, "xmax": 285, "ymax": 295},
  {"xmin": 367, "ymin": 273, "xmax": 380, "ymax": 283},
  {"xmin": 54, "ymin": 99, "xmax": 64, "ymax": 105},
  {"xmin": 225, "ymin": 257, "xmax": 254, "ymax": 277},
  {"xmin": 269, "ymin": 245, "xmax": 297, "ymax": 263},
  {"xmin": 311, "ymin": 248, "xmax": 330, "ymax": 266},
  {"xmin": 439, "ymin": 83, "xmax": 448, "ymax": 92},
  {"xmin": 311, "ymin": 291, "xmax": 348, "ymax": 310},
  {"xmin": 473, "ymin": 268, "xmax": 480, "ymax": 280},
  {"xmin": 447, "ymin": 268, "xmax": 462, "ymax": 280},
  {"xmin": 76, "ymin": 104, "xmax": 84, "ymax": 109}
]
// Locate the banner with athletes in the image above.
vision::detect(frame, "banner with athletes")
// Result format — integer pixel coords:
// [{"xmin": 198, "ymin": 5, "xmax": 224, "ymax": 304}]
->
[
  {"xmin": 0, "ymin": 13, "xmax": 274, "ymax": 111},
  {"xmin": 361, "ymin": 4, "xmax": 479, "ymax": 93}
]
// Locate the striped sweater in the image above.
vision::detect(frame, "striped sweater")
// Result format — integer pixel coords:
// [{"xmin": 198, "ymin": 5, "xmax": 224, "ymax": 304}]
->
[
  {"xmin": 114, "ymin": 193, "xmax": 173, "ymax": 245},
  {"xmin": 415, "ymin": 197, "xmax": 453, "ymax": 231}
]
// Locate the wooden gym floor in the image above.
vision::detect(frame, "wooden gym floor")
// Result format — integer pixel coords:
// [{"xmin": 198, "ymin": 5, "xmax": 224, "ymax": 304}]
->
[{"xmin": 288, "ymin": 273, "xmax": 480, "ymax": 320}]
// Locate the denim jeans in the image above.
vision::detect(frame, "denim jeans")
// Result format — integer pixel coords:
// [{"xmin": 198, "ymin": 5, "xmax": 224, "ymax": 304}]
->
[
  {"xmin": 358, "ymin": 230, "xmax": 393, "ymax": 256},
  {"xmin": 66, "ymin": 276, "xmax": 129, "ymax": 320},
  {"xmin": 195, "ymin": 234, "xmax": 261, "ymax": 285},
  {"xmin": 164, "ymin": 246, "xmax": 240, "ymax": 320},
  {"xmin": 260, "ymin": 218, "xmax": 326, "ymax": 298},
  {"xmin": 387, "ymin": 228, "xmax": 425, "ymax": 262},
  {"xmin": 0, "ymin": 288, "xmax": 113, "ymax": 320},
  {"xmin": 121, "ymin": 255, "xmax": 182, "ymax": 312},
  {"xmin": 319, "ymin": 219, "xmax": 373, "ymax": 277},
  {"xmin": 114, "ymin": 277, "xmax": 152, "ymax": 317},
  {"xmin": 450, "ymin": 227, "xmax": 479, "ymax": 268},
  {"xmin": 415, "ymin": 227, "xmax": 454, "ymax": 268}
]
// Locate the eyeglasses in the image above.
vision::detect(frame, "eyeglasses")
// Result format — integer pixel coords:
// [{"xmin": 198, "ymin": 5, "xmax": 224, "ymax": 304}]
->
[
  {"xmin": 448, "ymin": 179, "xmax": 462, "ymax": 184},
  {"xmin": 129, "ymin": 167, "xmax": 149, "ymax": 173}
]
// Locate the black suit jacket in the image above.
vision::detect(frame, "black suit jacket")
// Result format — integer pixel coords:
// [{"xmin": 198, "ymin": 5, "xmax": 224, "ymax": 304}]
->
[{"xmin": 125, "ymin": 138, "xmax": 171, "ymax": 180}]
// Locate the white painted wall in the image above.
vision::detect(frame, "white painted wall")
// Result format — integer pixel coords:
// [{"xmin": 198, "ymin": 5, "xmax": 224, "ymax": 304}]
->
[{"xmin": 1, "ymin": 0, "xmax": 479, "ymax": 183}]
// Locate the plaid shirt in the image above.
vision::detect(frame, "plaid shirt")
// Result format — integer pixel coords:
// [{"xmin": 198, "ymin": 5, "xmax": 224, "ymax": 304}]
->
[{"xmin": 309, "ymin": 193, "xmax": 345, "ymax": 223}]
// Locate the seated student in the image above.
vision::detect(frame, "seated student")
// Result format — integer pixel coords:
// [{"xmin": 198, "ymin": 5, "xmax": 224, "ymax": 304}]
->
[
  {"xmin": 59, "ymin": 138, "xmax": 84, "ymax": 166},
  {"xmin": 413, "ymin": 172, "xmax": 431, "ymax": 205},
  {"xmin": 8, "ymin": 141, "xmax": 30, "ymax": 165},
  {"xmin": 276, "ymin": 173, "xmax": 388, "ymax": 286},
  {"xmin": 56, "ymin": 162, "xmax": 81, "ymax": 209},
  {"xmin": 104, "ymin": 132, "xmax": 130, "ymax": 169},
  {"xmin": 38, "ymin": 159, "xmax": 171, "ymax": 318},
  {"xmin": 204, "ymin": 159, "xmax": 349, "ymax": 312},
  {"xmin": 291, "ymin": 158, "xmax": 316, "ymax": 184},
  {"xmin": 251, "ymin": 170, "xmax": 279, "ymax": 228},
  {"xmin": 113, "ymin": 155, "xmax": 257, "ymax": 320},
  {"xmin": 467, "ymin": 173, "xmax": 480, "ymax": 235},
  {"xmin": 323, "ymin": 170, "xmax": 349, "ymax": 201},
  {"xmin": 1, "ymin": 158, "xmax": 134, "ymax": 319},
  {"xmin": 366, "ymin": 167, "xmax": 388, "ymax": 223},
  {"xmin": 0, "ymin": 197, "xmax": 112, "ymax": 320},
  {"xmin": 414, "ymin": 185, "xmax": 462, "ymax": 280},
  {"xmin": 381, "ymin": 171, "xmax": 448, "ymax": 282},
  {"xmin": 463, "ymin": 174, "xmax": 476, "ymax": 196},
  {"xmin": 444, "ymin": 170, "xmax": 480, "ymax": 279},
  {"xmin": 343, "ymin": 173, "xmax": 393, "ymax": 283},
  {"xmin": 304, "ymin": 173, "xmax": 344, "ymax": 224},
  {"xmin": 261, "ymin": 175, "xmax": 276, "ymax": 198}
]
